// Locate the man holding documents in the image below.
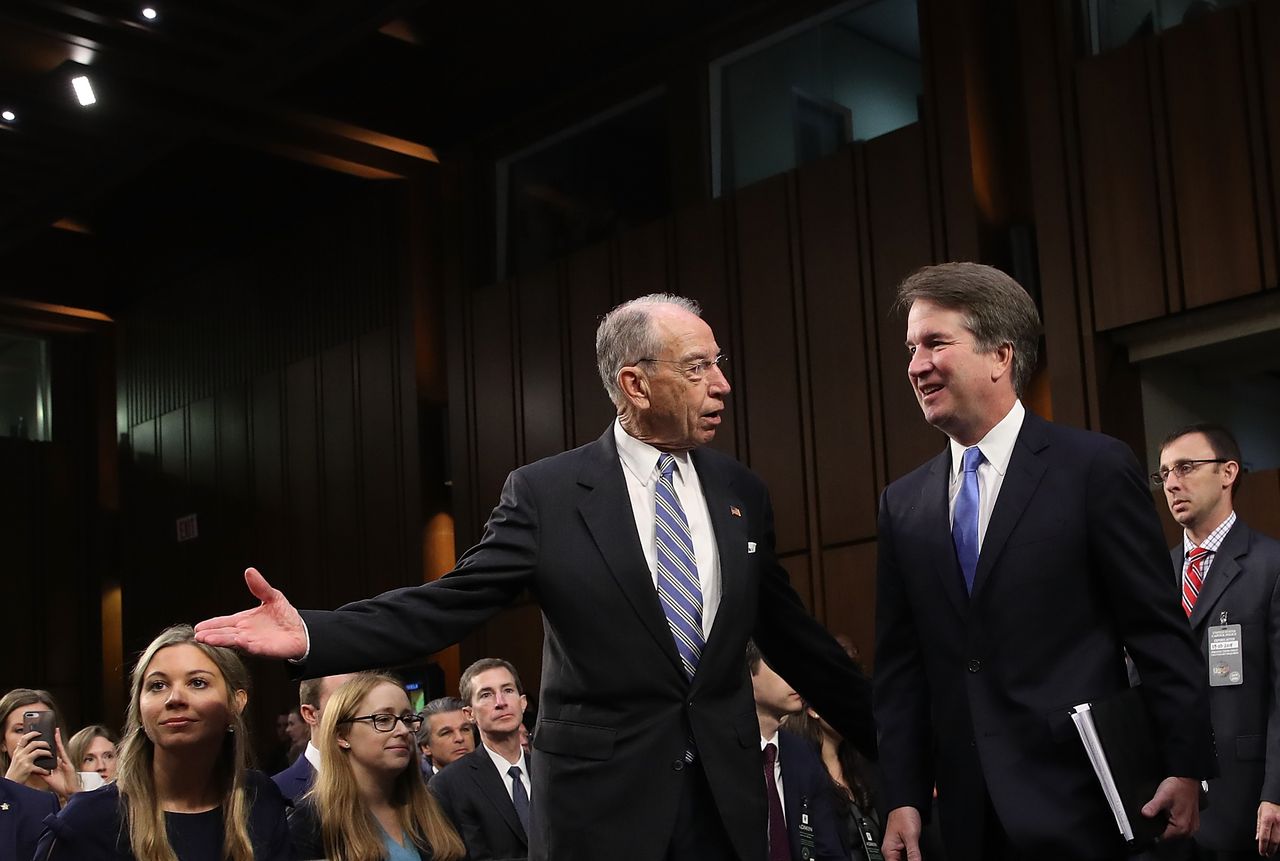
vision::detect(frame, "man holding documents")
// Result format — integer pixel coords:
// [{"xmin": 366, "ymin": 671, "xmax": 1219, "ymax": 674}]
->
[
  {"xmin": 874, "ymin": 263, "xmax": 1216, "ymax": 860},
  {"xmin": 1157, "ymin": 423, "xmax": 1280, "ymax": 859}
]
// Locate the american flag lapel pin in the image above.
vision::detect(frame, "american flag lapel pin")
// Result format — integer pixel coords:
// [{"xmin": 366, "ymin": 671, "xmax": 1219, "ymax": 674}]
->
[{"xmin": 730, "ymin": 505, "xmax": 742, "ymax": 517}]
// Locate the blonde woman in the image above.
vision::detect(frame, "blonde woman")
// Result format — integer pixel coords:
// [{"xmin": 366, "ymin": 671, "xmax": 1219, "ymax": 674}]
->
[
  {"xmin": 288, "ymin": 672, "xmax": 464, "ymax": 861},
  {"xmin": 35, "ymin": 624, "xmax": 289, "ymax": 860},
  {"xmin": 67, "ymin": 725, "xmax": 119, "ymax": 786}
]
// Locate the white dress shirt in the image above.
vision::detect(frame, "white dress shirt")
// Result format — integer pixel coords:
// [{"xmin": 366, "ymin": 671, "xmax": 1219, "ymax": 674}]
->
[
  {"xmin": 1182, "ymin": 510, "xmax": 1237, "ymax": 583},
  {"xmin": 303, "ymin": 740, "xmax": 322, "ymax": 773},
  {"xmin": 482, "ymin": 743, "xmax": 531, "ymax": 802},
  {"xmin": 614, "ymin": 419, "xmax": 722, "ymax": 638},
  {"xmin": 948, "ymin": 400, "xmax": 1026, "ymax": 552}
]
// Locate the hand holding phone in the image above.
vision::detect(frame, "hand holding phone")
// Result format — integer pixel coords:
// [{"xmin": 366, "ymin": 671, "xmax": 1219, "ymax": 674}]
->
[{"xmin": 23, "ymin": 710, "xmax": 57, "ymax": 772}]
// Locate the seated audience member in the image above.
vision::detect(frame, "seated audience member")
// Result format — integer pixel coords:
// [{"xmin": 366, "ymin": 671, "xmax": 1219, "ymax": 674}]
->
[
  {"xmin": 428, "ymin": 659, "xmax": 533, "ymax": 861},
  {"xmin": 0, "ymin": 688, "xmax": 78, "ymax": 804},
  {"xmin": 747, "ymin": 641, "xmax": 845, "ymax": 861},
  {"xmin": 272, "ymin": 673, "xmax": 357, "ymax": 804},
  {"xmin": 66, "ymin": 725, "xmax": 119, "ymax": 788},
  {"xmin": 788, "ymin": 706, "xmax": 885, "ymax": 860},
  {"xmin": 288, "ymin": 672, "xmax": 465, "ymax": 861},
  {"xmin": 417, "ymin": 697, "xmax": 475, "ymax": 780},
  {"xmin": 2, "ymin": 775, "xmax": 59, "ymax": 860},
  {"xmin": 285, "ymin": 708, "xmax": 309, "ymax": 765},
  {"xmin": 35, "ymin": 624, "xmax": 290, "ymax": 860}
]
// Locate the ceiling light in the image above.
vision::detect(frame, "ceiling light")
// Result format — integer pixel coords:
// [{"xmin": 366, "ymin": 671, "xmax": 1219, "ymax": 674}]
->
[
  {"xmin": 142, "ymin": 7, "xmax": 158, "ymax": 20},
  {"xmin": 71, "ymin": 76, "xmax": 96, "ymax": 106},
  {"xmin": 1, "ymin": 110, "xmax": 15, "ymax": 122}
]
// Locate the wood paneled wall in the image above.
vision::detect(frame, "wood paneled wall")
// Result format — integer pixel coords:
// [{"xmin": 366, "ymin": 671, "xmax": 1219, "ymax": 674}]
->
[
  {"xmin": 446, "ymin": 124, "xmax": 955, "ymax": 686},
  {"xmin": 116, "ymin": 183, "xmax": 425, "ymax": 747}
]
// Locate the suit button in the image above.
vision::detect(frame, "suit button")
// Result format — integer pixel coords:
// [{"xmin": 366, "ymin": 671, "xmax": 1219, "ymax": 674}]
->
[
  {"xmin": 671, "ymin": 759, "xmax": 685, "ymax": 772},
  {"xmin": 967, "ymin": 659, "xmax": 982, "ymax": 673}
]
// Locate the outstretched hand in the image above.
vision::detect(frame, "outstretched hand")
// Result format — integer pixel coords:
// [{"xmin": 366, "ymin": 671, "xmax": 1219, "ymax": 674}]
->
[{"xmin": 193, "ymin": 568, "xmax": 308, "ymax": 660}]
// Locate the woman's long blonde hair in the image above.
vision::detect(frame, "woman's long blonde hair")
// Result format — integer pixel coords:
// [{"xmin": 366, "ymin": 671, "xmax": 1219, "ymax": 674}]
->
[
  {"xmin": 307, "ymin": 672, "xmax": 465, "ymax": 861},
  {"xmin": 115, "ymin": 624, "xmax": 256, "ymax": 861}
]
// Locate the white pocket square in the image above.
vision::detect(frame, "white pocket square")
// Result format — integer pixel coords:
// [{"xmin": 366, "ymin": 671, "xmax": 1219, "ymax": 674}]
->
[{"xmin": 747, "ymin": 542, "xmax": 757, "ymax": 554}]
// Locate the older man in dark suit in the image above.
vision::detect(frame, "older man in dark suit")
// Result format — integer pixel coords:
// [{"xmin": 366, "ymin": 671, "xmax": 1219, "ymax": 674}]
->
[
  {"xmin": 1156, "ymin": 423, "xmax": 1280, "ymax": 860},
  {"xmin": 873, "ymin": 263, "xmax": 1216, "ymax": 861},
  {"xmin": 195, "ymin": 293, "xmax": 874, "ymax": 861}
]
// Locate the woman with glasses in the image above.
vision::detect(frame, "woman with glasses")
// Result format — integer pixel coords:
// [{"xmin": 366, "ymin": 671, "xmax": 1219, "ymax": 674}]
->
[{"xmin": 289, "ymin": 672, "xmax": 464, "ymax": 861}]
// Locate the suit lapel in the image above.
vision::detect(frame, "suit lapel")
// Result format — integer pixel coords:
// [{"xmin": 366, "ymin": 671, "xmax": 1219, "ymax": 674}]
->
[
  {"xmin": 1189, "ymin": 522, "xmax": 1249, "ymax": 630},
  {"xmin": 919, "ymin": 449, "xmax": 968, "ymax": 617},
  {"xmin": 468, "ymin": 749, "xmax": 527, "ymax": 842},
  {"xmin": 577, "ymin": 427, "xmax": 684, "ymax": 674},
  {"xmin": 970, "ymin": 415, "xmax": 1049, "ymax": 599},
  {"xmin": 690, "ymin": 449, "xmax": 747, "ymax": 692}
]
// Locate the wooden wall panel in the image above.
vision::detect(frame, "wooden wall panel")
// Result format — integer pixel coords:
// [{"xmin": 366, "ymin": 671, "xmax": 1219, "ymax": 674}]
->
[
  {"xmin": 1262, "ymin": 1, "xmax": 1280, "ymax": 284},
  {"xmin": 795, "ymin": 150, "xmax": 878, "ymax": 544},
  {"xmin": 159, "ymin": 407, "xmax": 186, "ymax": 483},
  {"xmin": 865, "ymin": 125, "xmax": 946, "ymax": 482},
  {"xmin": 1162, "ymin": 10, "xmax": 1262, "ymax": 308},
  {"xmin": 285, "ymin": 357, "xmax": 321, "ymax": 597},
  {"xmin": 1075, "ymin": 45, "xmax": 1167, "ymax": 330},
  {"xmin": 517, "ymin": 267, "xmax": 568, "ymax": 464},
  {"xmin": 321, "ymin": 343, "xmax": 359, "ymax": 605},
  {"xmin": 616, "ymin": 218, "xmax": 670, "ymax": 300},
  {"xmin": 470, "ymin": 280, "xmax": 519, "ymax": 528},
  {"xmin": 250, "ymin": 372, "xmax": 286, "ymax": 582},
  {"xmin": 564, "ymin": 244, "xmax": 617, "ymax": 447},
  {"xmin": 188, "ymin": 398, "xmax": 216, "ymax": 492},
  {"xmin": 216, "ymin": 385, "xmax": 251, "ymax": 565},
  {"xmin": 734, "ymin": 175, "xmax": 808, "ymax": 554},
  {"xmin": 1235, "ymin": 468, "xmax": 1280, "ymax": 541},
  {"xmin": 357, "ymin": 327, "xmax": 404, "ymax": 590},
  {"xmin": 781, "ymin": 555, "xmax": 812, "ymax": 614},
  {"xmin": 821, "ymin": 543, "xmax": 878, "ymax": 667}
]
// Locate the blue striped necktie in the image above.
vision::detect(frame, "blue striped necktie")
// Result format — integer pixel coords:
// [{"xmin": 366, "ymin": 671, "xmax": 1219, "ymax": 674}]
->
[{"xmin": 655, "ymin": 453, "xmax": 704, "ymax": 679}]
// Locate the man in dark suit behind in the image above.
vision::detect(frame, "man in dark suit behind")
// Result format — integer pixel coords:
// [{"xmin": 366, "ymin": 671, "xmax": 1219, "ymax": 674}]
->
[
  {"xmin": 873, "ymin": 263, "xmax": 1216, "ymax": 861},
  {"xmin": 1156, "ymin": 423, "xmax": 1280, "ymax": 860},
  {"xmin": 195, "ymin": 293, "xmax": 875, "ymax": 861},
  {"xmin": 271, "ymin": 673, "xmax": 354, "ymax": 804},
  {"xmin": 430, "ymin": 659, "xmax": 532, "ymax": 860}
]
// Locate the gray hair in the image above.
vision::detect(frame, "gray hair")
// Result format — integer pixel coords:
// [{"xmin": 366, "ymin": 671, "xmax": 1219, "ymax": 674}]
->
[
  {"xmin": 418, "ymin": 696, "xmax": 468, "ymax": 743},
  {"xmin": 895, "ymin": 262, "xmax": 1042, "ymax": 396},
  {"xmin": 596, "ymin": 293, "xmax": 703, "ymax": 406}
]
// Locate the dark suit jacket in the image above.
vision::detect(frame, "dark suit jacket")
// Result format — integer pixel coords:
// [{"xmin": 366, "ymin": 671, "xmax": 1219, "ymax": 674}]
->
[
  {"xmin": 874, "ymin": 412, "xmax": 1215, "ymax": 861},
  {"xmin": 2, "ymin": 778, "xmax": 58, "ymax": 861},
  {"xmin": 1174, "ymin": 519, "xmax": 1280, "ymax": 850},
  {"xmin": 776, "ymin": 729, "xmax": 846, "ymax": 861},
  {"xmin": 297, "ymin": 425, "xmax": 874, "ymax": 861},
  {"xmin": 428, "ymin": 745, "xmax": 528, "ymax": 860},
  {"xmin": 271, "ymin": 750, "xmax": 315, "ymax": 805}
]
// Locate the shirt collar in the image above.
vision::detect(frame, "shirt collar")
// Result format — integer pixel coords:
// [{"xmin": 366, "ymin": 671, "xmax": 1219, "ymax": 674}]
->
[
  {"xmin": 304, "ymin": 740, "xmax": 321, "ymax": 773},
  {"xmin": 759, "ymin": 730, "xmax": 780, "ymax": 753},
  {"xmin": 614, "ymin": 417, "xmax": 692, "ymax": 486},
  {"xmin": 949, "ymin": 400, "xmax": 1026, "ymax": 480},
  {"xmin": 482, "ymin": 741, "xmax": 528, "ymax": 775},
  {"xmin": 1184, "ymin": 510, "xmax": 1237, "ymax": 555}
]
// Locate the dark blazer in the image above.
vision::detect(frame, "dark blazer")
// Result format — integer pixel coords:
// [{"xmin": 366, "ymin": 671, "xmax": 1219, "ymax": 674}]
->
[
  {"xmin": 297, "ymin": 425, "xmax": 874, "ymax": 861},
  {"xmin": 1, "ymin": 778, "xmax": 59, "ymax": 861},
  {"xmin": 1173, "ymin": 519, "xmax": 1280, "ymax": 851},
  {"xmin": 428, "ymin": 745, "xmax": 528, "ymax": 860},
  {"xmin": 288, "ymin": 799, "xmax": 435, "ymax": 860},
  {"xmin": 874, "ymin": 412, "xmax": 1215, "ymax": 861},
  {"xmin": 776, "ymin": 729, "xmax": 846, "ymax": 861},
  {"xmin": 271, "ymin": 751, "xmax": 316, "ymax": 805}
]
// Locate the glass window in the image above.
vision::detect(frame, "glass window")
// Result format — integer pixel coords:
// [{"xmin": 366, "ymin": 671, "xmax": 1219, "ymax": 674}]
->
[
  {"xmin": 0, "ymin": 332, "xmax": 51, "ymax": 441},
  {"xmin": 1082, "ymin": 0, "xmax": 1247, "ymax": 54},
  {"xmin": 497, "ymin": 90, "xmax": 670, "ymax": 280},
  {"xmin": 713, "ymin": 0, "xmax": 922, "ymax": 196}
]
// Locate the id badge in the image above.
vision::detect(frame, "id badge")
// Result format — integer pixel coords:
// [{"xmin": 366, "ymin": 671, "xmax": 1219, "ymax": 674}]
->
[
  {"xmin": 1207, "ymin": 617, "xmax": 1243, "ymax": 687},
  {"xmin": 857, "ymin": 815, "xmax": 886, "ymax": 861},
  {"xmin": 797, "ymin": 796, "xmax": 816, "ymax": 860}
]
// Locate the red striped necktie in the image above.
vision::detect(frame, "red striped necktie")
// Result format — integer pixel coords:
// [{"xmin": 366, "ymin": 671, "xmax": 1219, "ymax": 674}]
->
[{"xmin": 1182, "ymin": 546, "xmax": 1210, "ymax": 617}]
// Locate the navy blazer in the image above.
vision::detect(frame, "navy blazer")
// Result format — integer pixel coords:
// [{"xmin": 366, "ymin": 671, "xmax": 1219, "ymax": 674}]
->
[
  {"xmin": 874, "ymin": 413, "xmax": 1215, "ymax": 860},
  {"xmin": 1174, "ymin": 519, "xmax": 1280, "ymax": 851},
  {"xmin": 427, "ymin": 745, "xmax": 528, "ymax": 860},
  {"xmin": 776, "ymin": 730, "xmax": 846, "ymax": 861},
  {"xmin": 271, "ymin": 751, "xmax": 316, "ymax": 805},
  {"xmin": 297, "ymin": 425, "xmax": 874, "ymax": 861},
  {"xmin": 1, "ymin": 778, "xmax": 59, "ymax": 861}
]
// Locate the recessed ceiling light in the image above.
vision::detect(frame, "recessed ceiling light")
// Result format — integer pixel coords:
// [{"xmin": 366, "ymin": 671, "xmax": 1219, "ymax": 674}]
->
[
  {"xmin": 71, "ymin": 76, "xmax": 96, "ymax": 107},
  {"xmin": 142, "ymin": 7, "xmax": 158, "ymax": 20},
  {"xmin": 1, "ymin": 110, "xmax": 15, "ymax": 122}
]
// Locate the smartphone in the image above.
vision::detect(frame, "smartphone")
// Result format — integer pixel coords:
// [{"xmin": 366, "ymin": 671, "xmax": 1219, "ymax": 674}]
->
[{"xmin": 23, "ymin": 711, "xmax": 57, "ymax": 772}]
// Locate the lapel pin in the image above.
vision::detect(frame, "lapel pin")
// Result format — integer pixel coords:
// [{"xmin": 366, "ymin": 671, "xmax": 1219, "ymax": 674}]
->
[{"xmin": 730, "ymin": 506, "xmax": 741, "ymax": 517}]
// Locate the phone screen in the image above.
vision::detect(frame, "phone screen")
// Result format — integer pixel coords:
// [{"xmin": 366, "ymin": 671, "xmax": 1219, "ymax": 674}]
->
[{"xmin": 23, "ymin": 710, "xmax": 57, "ymax": 772}]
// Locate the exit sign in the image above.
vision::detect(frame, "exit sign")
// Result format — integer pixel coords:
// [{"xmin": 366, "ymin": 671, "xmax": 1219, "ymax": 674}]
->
[{"xmin": 176, "ymin": 513, "xmax": 198, "ymax": 542}]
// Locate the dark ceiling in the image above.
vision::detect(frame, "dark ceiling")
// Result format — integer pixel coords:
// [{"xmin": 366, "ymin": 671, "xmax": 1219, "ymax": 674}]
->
[{"xmin": 0, "ymin": 0, "xmax": 756, "ymax": 314}]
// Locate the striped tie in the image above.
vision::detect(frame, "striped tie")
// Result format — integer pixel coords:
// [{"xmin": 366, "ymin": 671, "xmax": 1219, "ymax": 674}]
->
[
  {"xmin": 1182, "ymin": 546, "xmax": 1210, "ymax": 617},
  {"xmin": 655, "ymin": 453, "xmax": 704, "ymax": 680}
]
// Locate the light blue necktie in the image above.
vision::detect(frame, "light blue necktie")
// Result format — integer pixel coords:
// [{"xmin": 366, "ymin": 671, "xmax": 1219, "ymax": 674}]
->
[
  {"xmin": 655, "ymin": 453, "xmax": 704, "ymax": 679},
  {"xmin": 952, "ymin": 446, "xmax": 985, "ymax": 593}
]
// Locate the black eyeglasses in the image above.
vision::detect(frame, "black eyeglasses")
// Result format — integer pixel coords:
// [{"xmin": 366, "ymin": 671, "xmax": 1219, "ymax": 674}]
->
[
  {"xmin": 1150, "ymin": 459, "xmax": 1228, "ymax": 487},
  {"xmin": 636, "ymin": 354, "xmax": 728, "ymax": 382},
  {"xmin": 338, "ymin": 713, "xmax": 424, "ymax": 733}
]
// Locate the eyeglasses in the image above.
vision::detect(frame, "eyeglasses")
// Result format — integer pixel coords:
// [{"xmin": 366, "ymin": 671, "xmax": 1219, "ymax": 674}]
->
[
  {"xmin": 1150, "ymin": 459, "xmax": 1228, "ymax": 487},
  {"xmin": 636, "ymin": 354, "xmax": 728, "ymax": 381},
  {"xmin": 338, "ymin": 713, "xmax": 424, "ymax": 733}
]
